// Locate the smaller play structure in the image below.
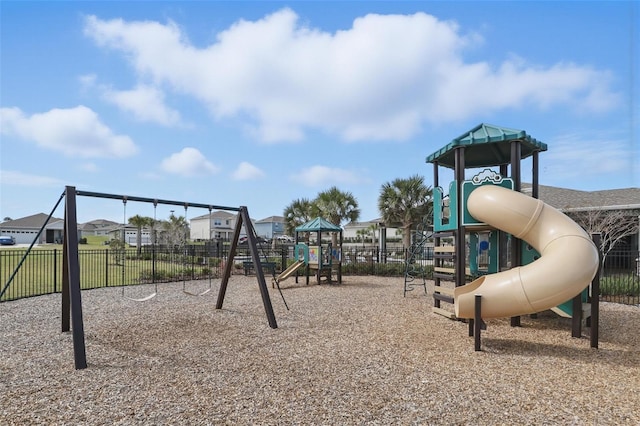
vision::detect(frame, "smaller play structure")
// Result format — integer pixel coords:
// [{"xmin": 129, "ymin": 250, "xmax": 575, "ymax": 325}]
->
[
  {"xmin": 272, "ymin": 217, "xmax": 343, "ymax": 287},
  {"xmin": 424, "ymin": 123, "xmax": 602, "ymax": 349}
]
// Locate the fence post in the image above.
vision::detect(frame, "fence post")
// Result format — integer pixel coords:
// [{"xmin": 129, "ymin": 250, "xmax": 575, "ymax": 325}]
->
[
  {"xmin": 281, "ymin": 246, "xmax": 287, "ymax": 273},
  {"xmin": 53, "ymin": 249, "xmax": 58, "ymax": 293},
  {"xmin": 152, "ymin": 244, "xmax": 156, "ymax": 283},
  {"xmin": 105, "ymin": 249, "xmax": 109, "ymax": 287}
]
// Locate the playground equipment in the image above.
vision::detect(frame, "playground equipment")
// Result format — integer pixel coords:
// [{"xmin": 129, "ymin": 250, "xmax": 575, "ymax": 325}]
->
[
  {"xmin": 180, "ymin": 205, "xmax": 214, "ymax": 297},
  {"xmin": 119, "ymin": 197, "xmax": 159, "ymax": 302},
  {"xmin": 403, "ymin": 214, "xmax": 430, "ymax": 296},
  {"xmin": 272, "ymin": 217, "xmax": 343, "ymax": 287},
  {"xmin": 454, "ymin": 185, "xmax": 599, "ymax": 318},
  {"xmin": 36, "ymin": 186, "xmax": 279, "ymax": 369},
  {"xmin": 425, "ymin": 123, "xmax": 601, "ymax": 348},
  {"xmin": 271, "ymin": 243, "xmax": 309, "ymax": 288}
]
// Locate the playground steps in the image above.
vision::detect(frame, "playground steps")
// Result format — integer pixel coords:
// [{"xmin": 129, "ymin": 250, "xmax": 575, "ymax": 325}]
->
[
  {"xmin": 433, "ymin": 285, "xmax": 455, "ymax": 296},
  {"xmin": 433, "ymin": 272, "xmax": 455, "ymax": 281},
  {"xmin": 432, "ymin": 306, "xmax": 456, "ymax": 319},
  {"xmin": 434, "ymin": 266, "xmax": 456, "ymax": 274},
  {"xmin": 434, "ymin": 245, "xmax": 456, "ymax": 254},
  {"xmin": 432, "ymin": 282, "xmax": 456, "ymax": 309},
  {"xmin": 433, "ymin": 250, "xmax": 456, "ymax": 281},
  {"xmin": 432, "ymin": 230, "xmax": 459, "ymax": 315}
]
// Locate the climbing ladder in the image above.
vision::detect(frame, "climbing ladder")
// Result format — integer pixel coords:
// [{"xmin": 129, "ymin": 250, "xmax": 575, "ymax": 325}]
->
[
  {"xmin": 403, "ymin": 216, "xmax": 431, "ymax": 296},
  {"xmin": 432, "ymin": 230, "xmax": 457, "ymax": 318}
]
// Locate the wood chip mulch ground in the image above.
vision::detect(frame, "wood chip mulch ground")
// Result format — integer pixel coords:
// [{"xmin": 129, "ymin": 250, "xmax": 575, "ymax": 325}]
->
[{"xmin": 1, "ymin": 275, "xmax": 639, "ymax": 425}]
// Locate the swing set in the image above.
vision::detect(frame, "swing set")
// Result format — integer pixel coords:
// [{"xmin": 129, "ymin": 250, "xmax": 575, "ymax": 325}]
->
[
  {"xmin": 118, "ymin": 199, "xmax": 215, "ymax": 301},
  {"xmin": 57, "ymin": 186, "xmax": 279, "ymax": 369}
]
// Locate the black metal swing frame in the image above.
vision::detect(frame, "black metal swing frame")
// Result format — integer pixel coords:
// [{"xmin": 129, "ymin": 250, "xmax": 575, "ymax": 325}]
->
[{"xmin": 61, "ymin": 186, "xmax": 278, "ymax": 370}]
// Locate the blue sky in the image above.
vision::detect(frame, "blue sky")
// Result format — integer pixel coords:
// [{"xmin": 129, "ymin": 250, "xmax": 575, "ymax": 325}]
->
[{"xmin": 1, "ymin": 1, "xmax": 638, "ymax": 225}]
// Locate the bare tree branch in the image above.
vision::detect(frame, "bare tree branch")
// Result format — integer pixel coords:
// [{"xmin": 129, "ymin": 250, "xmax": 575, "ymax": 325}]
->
[{"xmin": 568, "ymin": 209, "xmax": 639, "ymax": 266}]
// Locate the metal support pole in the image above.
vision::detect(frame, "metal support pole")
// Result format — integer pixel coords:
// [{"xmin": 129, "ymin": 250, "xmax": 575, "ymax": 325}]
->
[
  {"xmin": 63, "ymin": 186, "xmax": 88, "ymax": 370},
  {"xmin": 474, "ymin": 295, "xmax": 482, "ymax": 351},
  {"xmin": 454, "ymin": 148, "xmax": 466, "ymax": 288},
  {"xmin": 590, "ymin": 233, "xmax": 601, "ymax": 348},
  {"xmin": 216, "ymin": 207, "xmax": 278, "ymax": 329},
  {"xmin": 571, "ymin": 293, "xmax": 583, "ymax": 338},
  {"xmin": 510, "ymin": 141, "xmax": 522, "ymax": 327},
  {"xmin": 62, "ymin": 220, "xmax": 70, "ymax": 333},
  {"xmin": 60, "ymin": 221, "xmax": 71, "ymax": 333},
  {"xmin": 532, "ymin": 151, "xmax": 540, "ymax": 199}
]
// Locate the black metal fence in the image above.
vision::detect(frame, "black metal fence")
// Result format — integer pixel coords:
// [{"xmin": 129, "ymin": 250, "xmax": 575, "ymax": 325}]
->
[
  {"xmin": 600, "ymin": 249, "xmax": 640, "ymax": 305},
  {"xmin": 0, "ymin": 245, "xmax": 228, "ymax": 301},
  {"xmin": 1, "ymin": 245, "xmax": 638, "ymax": 305}
]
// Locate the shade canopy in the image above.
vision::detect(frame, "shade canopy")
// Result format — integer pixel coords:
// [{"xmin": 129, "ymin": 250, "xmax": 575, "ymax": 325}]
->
[
  {"xmin": 425, "ymin": 123, "xmax": 547, "ymax": 169},
  {"xmin": 295, "ymin": 217, "xmax": 341, "ymax": 232}
]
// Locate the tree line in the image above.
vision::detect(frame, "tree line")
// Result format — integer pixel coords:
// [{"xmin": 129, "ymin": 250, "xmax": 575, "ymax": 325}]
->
[{"xmin": 283, "ymin": 175, "xmax": 432, "ymax": 249}]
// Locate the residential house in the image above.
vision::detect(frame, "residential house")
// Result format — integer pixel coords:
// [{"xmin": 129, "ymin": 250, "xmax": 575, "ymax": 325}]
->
[
  {"xmin": 254, "ymin": 216, "xmax": 286, "ymax": 239},
  {"xmin": 523, "ymin": 183, "xmax": 640, "ymax": 252},
  {"xmin": 344, "ymin": 219, "xmax": 401, "ymax": 244},
  {"xmin": 81, "ymin": 219, "xmax": 120, "ymax": 237},
  {"xmin": 189, "ymin": 210, "xmax": 238, "ymax": 241},
  {"xmin": 0, "ymin": 214, "xmax": 149, "ymax": 245},
  {"xmin": 0, "ymin": 213, "xmax": 65, "ymax": 244}
]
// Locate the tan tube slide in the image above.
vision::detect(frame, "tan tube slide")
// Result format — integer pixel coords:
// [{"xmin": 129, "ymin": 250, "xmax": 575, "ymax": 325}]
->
[{"xmin": 454, "ymin": 185, "xmax": 599, "ymax": 319}]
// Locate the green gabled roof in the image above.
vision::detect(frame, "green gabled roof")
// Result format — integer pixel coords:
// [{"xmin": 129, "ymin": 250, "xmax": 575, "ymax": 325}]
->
[
  {"xmin": 425, "ymin": 123, "xmax": 547, "ymax": 169},
  {"xmin": 295, "ymin": 217, "xmax": 341, "ymax": 232}
]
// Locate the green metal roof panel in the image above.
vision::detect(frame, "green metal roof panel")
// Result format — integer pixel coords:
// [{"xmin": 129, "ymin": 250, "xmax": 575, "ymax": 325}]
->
[
  {"xmin": 295, "ymin": 217, "xmax": 342, "ymax": 232},
  {"xmin": 425, "ymin": 123, "xmax": 547, "ymax": 169}
]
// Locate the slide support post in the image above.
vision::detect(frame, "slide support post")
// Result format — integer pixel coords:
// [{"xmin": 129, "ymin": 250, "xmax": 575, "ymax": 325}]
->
[{"xmin": 474, "ymin": 294, "xmax": 482, "ymax": 351}]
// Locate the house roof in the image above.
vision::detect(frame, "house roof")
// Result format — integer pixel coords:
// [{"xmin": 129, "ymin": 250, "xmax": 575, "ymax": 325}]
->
[
  {"xmin": 426, "ymin": 123, "xmax": 547, "ymax": 169},
  {"xmin": 46, "ymin": 220, "xmax": 66, "ymax": 230},
  {"xmin": 296, "ymin": 217, "xmax": 342, "ymax": 232},
  {"xmin": 256, "ymin": 215, "xmax": 285, "ymax": 223},
  {"xmin": 190, "ymin": 210, "xmax": 237, "ymax": 220},
  {"xmin": 0, "ymin": 213, "xmax": 63, "ymax": 229},
  {"xmin": 80, "ymin": 219, "xmax": 120, "ymax": 231},
  {"xmin": 344, "ymin": 219, "xmax": 384, "ymax": 228},
  {"xmin": 83, "ymin": 219, "xmax": 119, "ymax": 227},
  {"xmin": 523, "ymin": 184, "xmax": 640, "ymax": 211}
]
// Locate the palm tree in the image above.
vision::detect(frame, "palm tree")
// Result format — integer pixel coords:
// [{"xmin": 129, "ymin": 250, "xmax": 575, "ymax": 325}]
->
[
  {"xmin": 283, "ymin": 198, "xmax": 317, "ymax": 237},
  {"xmin": 162, "ymin": 213, "xmax": 189, "ymax": 247},
  {"xmin": 378, "ymin": 175, "xmax": 432, "ymax": 249},
  {"xmin": 314, "ymin": 186, "xmax": 360, "ymax": 246},
  {"xmin": 128, "ymin": 214, "xmax": 154, "ymax": 256}
]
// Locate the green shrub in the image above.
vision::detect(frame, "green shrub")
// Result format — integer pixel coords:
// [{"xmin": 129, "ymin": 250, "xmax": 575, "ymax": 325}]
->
[
  {"xmin": 600, "ymin": 274, "xmax": 640, "ymax": 297},
  {"xmin": 341, "ymin": 262, "xmax": 422, "ymax": 277}
]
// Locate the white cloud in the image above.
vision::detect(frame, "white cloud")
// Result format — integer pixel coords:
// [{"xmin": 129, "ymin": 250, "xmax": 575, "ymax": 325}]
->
[
  {"xmin": 0, "ymin": 106, "xmax": 138, "ymax": 158},
  {"xmin": 0, "ymin": 170, "xmax": 64, "ymax": 187},
  {"xmin": 160, "ymin": 147, "xmax": 219, "ymax": 177},
  {"xmin": 291, "ymin": 165, "xmax": 368, "ymax": 187},
  {"xmin": 232, "ymin": 161, "xmax": 265, "ymax": 180},
  {"xmin": 83, "ymin": 9, "xmax": 619, "ymax": 143},
  {"xmin": 102, "ymin": 84, "xmax": 182, "ymax": 126}
]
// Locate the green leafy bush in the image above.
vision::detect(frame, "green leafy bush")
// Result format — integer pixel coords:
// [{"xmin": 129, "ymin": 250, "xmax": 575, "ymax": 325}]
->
[{"xmin": 600, "ymin": 274, "xmax": 640, "ymax": 296}]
